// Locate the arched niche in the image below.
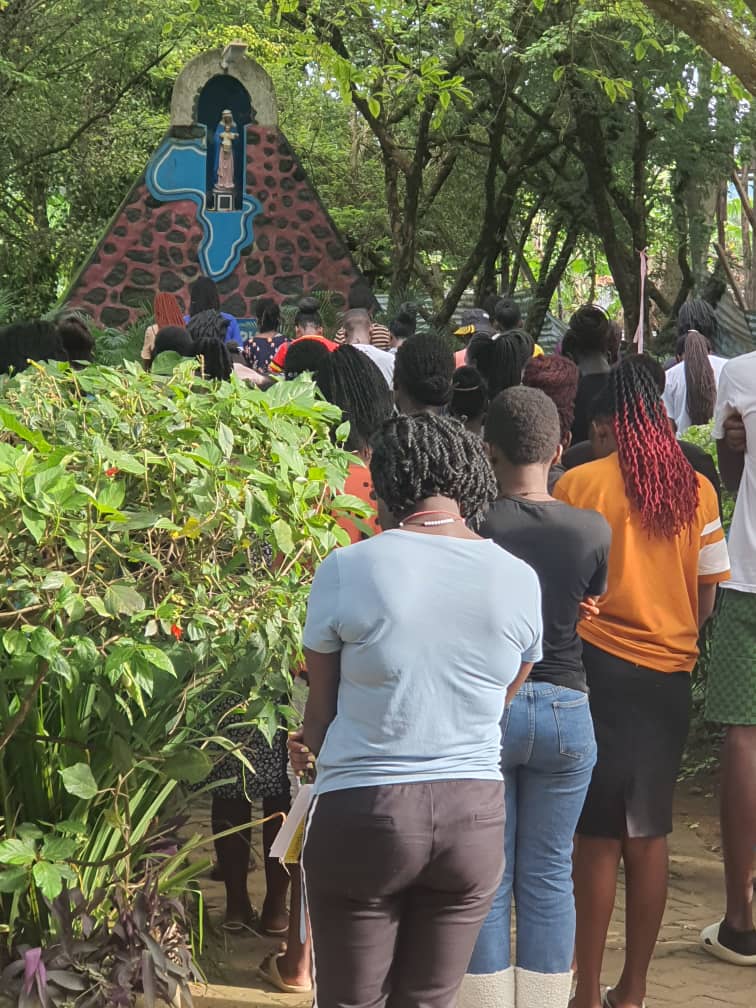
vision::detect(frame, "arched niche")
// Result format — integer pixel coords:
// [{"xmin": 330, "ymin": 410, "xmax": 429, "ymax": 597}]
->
[
  {"xmin": 197, "ymin": 75, "xmax": 252, "ymax": 207},
  {"xmin": 170, "ymin": 47, "xmax": 278, "ymax": 130}
]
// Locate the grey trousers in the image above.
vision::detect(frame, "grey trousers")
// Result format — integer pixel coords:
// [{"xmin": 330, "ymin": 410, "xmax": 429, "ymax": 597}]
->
[{"xmin": 303, "ymin": 779, "xmax": 505, "ymax": 1008}]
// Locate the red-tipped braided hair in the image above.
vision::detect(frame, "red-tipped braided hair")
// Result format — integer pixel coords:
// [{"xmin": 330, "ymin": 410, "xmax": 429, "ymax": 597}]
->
[{"xmin": 611, "ymin": 357, "xmax": 699, "ymax": 538}]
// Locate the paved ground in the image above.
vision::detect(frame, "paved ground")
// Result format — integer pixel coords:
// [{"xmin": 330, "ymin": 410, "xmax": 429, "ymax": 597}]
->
[{"xmin": 190, "ymin": 780, "xmax": 755, "ymax": 1007}]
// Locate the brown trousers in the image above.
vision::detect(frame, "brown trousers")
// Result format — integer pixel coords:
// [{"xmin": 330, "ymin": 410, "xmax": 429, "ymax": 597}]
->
[{"xmin": 303, "ymin": 779, "xmax": 505, "ymax": 1008}]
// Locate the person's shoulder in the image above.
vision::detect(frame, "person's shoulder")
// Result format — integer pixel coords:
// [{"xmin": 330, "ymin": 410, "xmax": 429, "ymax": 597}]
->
[{"xmin": 694, "ymin": 469, "xmax": 721, "ymax": 515}]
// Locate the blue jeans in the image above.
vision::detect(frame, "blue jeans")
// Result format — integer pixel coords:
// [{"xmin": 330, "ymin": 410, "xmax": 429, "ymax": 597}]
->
[{"xmin": 468, "ymin": 681, "xmax": 597, "ymax": 975}]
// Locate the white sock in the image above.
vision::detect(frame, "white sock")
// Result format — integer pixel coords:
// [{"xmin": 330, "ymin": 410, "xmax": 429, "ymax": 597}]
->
[
  {"xmin": 457, "ymin": 967, "xmax": 515, "ymax": 1008},
  {"xmin": 514, "ymin": 967, "xmax": 573, "ymax": 1008}
]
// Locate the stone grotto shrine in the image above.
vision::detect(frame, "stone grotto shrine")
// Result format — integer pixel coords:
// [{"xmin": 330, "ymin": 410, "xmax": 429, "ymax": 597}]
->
[{"xmin": 65, "ymin": 45, "xmax": 362, "ymax": 329}]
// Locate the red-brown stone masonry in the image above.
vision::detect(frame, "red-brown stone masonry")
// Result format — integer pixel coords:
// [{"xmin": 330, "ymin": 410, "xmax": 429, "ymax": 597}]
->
[{"xmin": 66, "ymin": 126, "xmax": 362, "ymax": 329}]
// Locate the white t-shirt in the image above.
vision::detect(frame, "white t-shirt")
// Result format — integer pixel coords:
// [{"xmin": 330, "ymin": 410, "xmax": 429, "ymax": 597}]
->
[
  {"xmin": 353, "ymin": 343, "xmax": 395, "ymax": 387},
  {"xmin": 663, "ymin": 355, "xmax": 728, "ymax": 435},
  {"xmin": 713, "ymin": 352, "xmax": 756, "ymax": 592},
  {"xmin": 303, "ymin": 530, "xmax": 542, "ymax": 795}
]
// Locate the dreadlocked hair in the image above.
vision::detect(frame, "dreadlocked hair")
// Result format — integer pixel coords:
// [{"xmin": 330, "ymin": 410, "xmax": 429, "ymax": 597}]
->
[
  {"xmin": 186, "ymin": 308, "xmax": 229, "ymax": 344},
  {"xmin": 193, "ymin": 336, "xmax": 232, "ymax": 381},
  {"xmin": 467, "ymin": 328, "xmax": 534, "ymax": 399},
  {"xmin": 682, "ymin": 330, "xmax": 716, "ymax": 426},
  {"xmin": 316, "ymin": 345, "xmax": 394, "ymax": 451},
  {"xmin": 522, "ymin": 354, "xmax": 579, "ymax": 446},
  {"xmin": 370, "ymin": 412, "xmax": 497, "ymax": 528},
  {"xmin": 611, "ymin": 357, "xmax": 699, "ymax": 538}
]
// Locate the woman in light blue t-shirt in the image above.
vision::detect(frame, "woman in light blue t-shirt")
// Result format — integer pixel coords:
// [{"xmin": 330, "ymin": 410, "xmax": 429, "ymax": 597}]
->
[{"xmin": 293, "ymin": 413, "xmax": 542, "ymax": 1008}]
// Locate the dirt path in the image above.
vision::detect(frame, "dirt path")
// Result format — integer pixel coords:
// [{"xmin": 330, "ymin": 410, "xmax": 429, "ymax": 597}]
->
[{"xmin": 194, "ymin": 781, "xmax": 754, "ymax": 1007}]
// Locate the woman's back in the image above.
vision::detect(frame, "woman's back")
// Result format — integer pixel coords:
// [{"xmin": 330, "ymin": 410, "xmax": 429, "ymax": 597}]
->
[
  {"xmin": 481, "ymin": 497, "xmax": 610, "ymax": 691},
  {"xmin": 555, "ymin": 454, "xmax": 726, "ymax": 671},
  {"xmin": 303, "ymin": 529, "xmax": 541, "ymax": 794}
]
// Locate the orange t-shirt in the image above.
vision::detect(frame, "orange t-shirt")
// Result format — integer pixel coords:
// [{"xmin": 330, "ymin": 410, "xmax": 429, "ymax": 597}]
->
[
  {"xmin": 554, "ymin": 453, "xmax": 730, "ymax": 673},
  {"xmin": 338, "ymin": 461, "xmax": 380, "ymax": 544}
]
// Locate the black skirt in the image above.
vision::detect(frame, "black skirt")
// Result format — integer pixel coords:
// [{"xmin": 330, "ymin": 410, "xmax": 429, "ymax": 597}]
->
[{"xmin": 578, "ymin": 641, "xmax": 691, "ymax": 839}]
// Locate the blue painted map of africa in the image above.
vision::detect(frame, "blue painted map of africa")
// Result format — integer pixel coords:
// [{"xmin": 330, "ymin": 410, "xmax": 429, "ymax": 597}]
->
[{"xmin": 146, "ymin": 135, "xmax": 261, "ymax": 281}]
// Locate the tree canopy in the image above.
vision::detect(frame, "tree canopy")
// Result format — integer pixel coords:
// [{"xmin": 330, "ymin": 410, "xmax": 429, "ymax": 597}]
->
[{"xmin": 0, "ymin": 0, "xmax": 754, "ymax": 336}]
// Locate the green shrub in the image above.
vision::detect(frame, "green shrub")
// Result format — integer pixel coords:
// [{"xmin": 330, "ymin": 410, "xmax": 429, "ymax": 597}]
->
[{"xmin": 0, "ymin": 360, "xmax": 364, "ymax": 962}]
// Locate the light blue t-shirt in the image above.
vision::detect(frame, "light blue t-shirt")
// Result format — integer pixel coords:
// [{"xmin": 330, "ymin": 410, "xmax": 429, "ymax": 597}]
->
[{"xmin": 303, "ymin": 529, "xmax": 542, "ymax": 795}]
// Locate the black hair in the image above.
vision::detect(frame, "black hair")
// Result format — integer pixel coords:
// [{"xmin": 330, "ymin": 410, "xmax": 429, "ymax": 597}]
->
[
  {"xmin": 188, "ymin": 276, "xmax": 220, "ymax": 316},
  {"xmin": 588, "ymin": 381, "xmax": 615, "ymax": 422},
  {"xmin": 0, "ymin": 320, "xmax": 68, "ymax": 375},
  {"xmin": 466, "ymin": 328, "xmax": 534, "ymax": 399},
  {"xmin": 566, "ymin": 305, "xmax": 611, "ymax": 357},
  {"xmin": 450, "ymin": 366, "xmax": 488, "ymax": 425},
  {"xmin": 677, "ymin": 299, "xmax": 718, "ymax": 347},
  {"xmin": 494, "ymin": 297, "xmax": 522, "ymax": 332},
  {"xmin": 152, "ymin": 326, "xmax": 196, "ymax": 358},
  {"xmin": 56, "ymin": 315, "xmax": 95, "ymax": 365},
  {"xmin": 186, "ymin": 308, "xmax": 229, "ymax": 343},
  {"xmin": 485, "ymin": 386, "xmax": 560, "ymax": 466},
  {"xmin": 283, "ymin": 336, "xmax": 332, "ymax": 378},
  {"xmin": 370, "ymin": 412, "xmax": 497, "ymax": 526},
  {"xmin": 255, "ymin": 297, "xmax": 280, "ymax": 333},
  {"xmin": 481, "ymin": 293, "xmax": 500, "ymax": 321},
  {"xmin": 393, "ymin": 332, "xmax": 454, "ymax": 408},
  {"xmin": 390, "ymin": 303, "xmax": 418, "ymax": 344},
  {"xmin": 629, "ymin": 353, "xmax": 666, "ymax": 395},
  {"xmin": 347, "ymin": 280, "xmax": 379, "ymax": 314},
  {"xmin": 193, "ymin": 336, "xmax": 232, "ymax": 381},
  {"xmin": 294, "ymin": 296, "xmax": 323, "ymax": 331},
  {"xmin": 315, "ymin": 345, "xmax": 394, "ymax": 452}
]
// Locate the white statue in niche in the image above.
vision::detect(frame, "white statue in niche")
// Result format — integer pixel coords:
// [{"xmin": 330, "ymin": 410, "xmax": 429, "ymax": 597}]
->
[{"xmin": 214, "ymin": 109, "xmax": 238, "ymax": 192}]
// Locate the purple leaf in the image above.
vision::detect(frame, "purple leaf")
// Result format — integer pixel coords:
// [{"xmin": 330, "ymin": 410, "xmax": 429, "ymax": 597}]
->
[
  {"xmin": 141, "ymin": 950, "xmax": 156, "ymax": 1008},
  {"xmin": 23, "ymin": 948, "xmax": 42, "ymax": 994}
]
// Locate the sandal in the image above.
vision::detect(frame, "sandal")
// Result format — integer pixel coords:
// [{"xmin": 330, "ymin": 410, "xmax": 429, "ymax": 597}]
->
[
  {"xmin": 602, "ymin": 990, "xmax": 646, "ymax": 1008},
  {"xmin": 258, "ymin": 952, "xmax": 312, "ymax": 994},
  {"xmin": 701, "ymin": 920, "xmax": 756, "ymax": 966}
]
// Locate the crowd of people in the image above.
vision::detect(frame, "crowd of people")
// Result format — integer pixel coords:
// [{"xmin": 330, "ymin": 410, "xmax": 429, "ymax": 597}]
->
[{"xmin": 0, "ymin": 278, "xmax": 754, "ymax": 1008}]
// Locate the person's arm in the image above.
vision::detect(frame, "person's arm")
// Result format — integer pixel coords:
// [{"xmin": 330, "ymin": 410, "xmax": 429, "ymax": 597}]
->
[
  {"xmin": 506, "ymin": 662, "xmax": 534, "ymax": 706},
  {"xmin": 698, "ymin": 581, "xmax": 717, "ymax": 628},
  {"xmin": 717, "ymin": 413, "xmax": 746, "ymax": 493},
  {"xmin": 302, "ymin": 648, "xmax": 341, "ymax": 756}
]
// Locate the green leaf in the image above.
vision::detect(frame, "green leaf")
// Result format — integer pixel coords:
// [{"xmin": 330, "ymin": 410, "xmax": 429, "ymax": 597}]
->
[
  {"xmin": 21, "ymin": 507, "xmax": 45, "ymax": 543},
  {"xmin": 218, "ymin": 421, "xmax": 234, "ymax": 459},
  {"xmin": 33, "ymin": 861, "xmax": 64, "ymax": 901},
  {"xmin": 454, "ymin": 26, "xmax": 464, "ymax": 47},
  {"xmin": 0, "ymin": 867, "xmax": 28, "ymax": 892},
  {"xmin": 104, "ymin": 583, "xmax": 146, "ymax": 616},
  {"xmin": 59, "ymin": 762, "xmax": 98, "ymax": 800},
  {"xmin": 41, "ymin": 836, "xmax": 76, "ymax": 861},
  {"xmin": 162, "ymin": 747, "xmax": 213, "ymax": 784},
  {"xmin": 112, "ymin": 734, "xmax": 133, "ymax": 773},
  {"xmin": 0, "ymin": 838, "xmax": 37, "ymax": 866},
  {"xmin": 2, "ymin": 629, "xmax": 28, "ymax": 655},
  {"xmin": 54, "ymin": 819, "xmax": 88, "ymax": 836},
  {"xmin": 272, "ymin": 518, "xmax": 295, "ymax": 554},
  {"xmin": 367, "ymin": 95, "xmax": 380, "ymax": 118},
  {"xmin": 0, "ymin": 405, "xmax": 51, "ymax": 451},
  {"xmin": 29, "ymin": 626, "xmax": 59, "ymax": 660},
  {"xmin": 138, "ymin": 645, "xmax": 175, "ymax": 676}
]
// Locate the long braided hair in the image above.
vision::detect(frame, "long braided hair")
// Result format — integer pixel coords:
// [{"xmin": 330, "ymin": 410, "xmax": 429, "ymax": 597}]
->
[
  {"xmin": 467, "ymin": 328, "xmax": 534, "ymax": 399},
  {"xmin": 316, "ymin": 345, "xmax": 394, "ymax": 451},
  {"xmin": 611, "ymin": 357, "xmax": 699, "ymax": 538},
  {"xmin": 680, "ymin": 329, "xmax": 716, "ymax": 426},
  {"xmin": 370, "ymin": 413, "xmax": 497, "ymax": 527}
]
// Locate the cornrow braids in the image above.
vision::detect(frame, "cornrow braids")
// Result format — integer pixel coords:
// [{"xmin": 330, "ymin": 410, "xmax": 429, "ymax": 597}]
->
[
  {"xmin": 316, "ymin": 345, "xmax": 394, "ymax": 451},
  {"xmin": 611, "ymin": 358, "xmax": 699, "ymax": 538},
  {"xmin": 370, "ymin": 412, "xmax": 497, "ymax": 528},
  {"xmin": 683, "ymin": 329, "xmax": 716, "ymax": 426},
  {"xmin": 394, "ymin": 332, "xmax": 454, "ymax": 408}
]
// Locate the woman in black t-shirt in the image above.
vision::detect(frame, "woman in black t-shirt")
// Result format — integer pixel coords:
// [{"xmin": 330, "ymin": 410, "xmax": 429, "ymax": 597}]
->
[{"xmin": 459, "ymin": 387, "xmax": 611, "ymax": 1008}]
